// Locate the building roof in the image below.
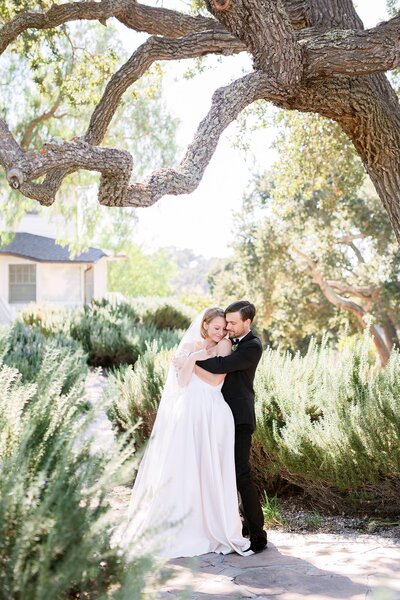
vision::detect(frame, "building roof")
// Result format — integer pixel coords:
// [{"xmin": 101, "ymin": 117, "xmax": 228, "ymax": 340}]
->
[{"xmin": 0, "ymin": 232, "xmax": 107, "ymax": 263}]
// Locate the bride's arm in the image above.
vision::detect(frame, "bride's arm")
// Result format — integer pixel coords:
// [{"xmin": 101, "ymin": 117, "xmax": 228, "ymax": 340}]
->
[
  {"xmin": 175, "ymin": 347, "xmax": 209, "ymax": 388},
  {"xmin": 194, "ymin": 339, "xmax": 232, "ymax": 385}
]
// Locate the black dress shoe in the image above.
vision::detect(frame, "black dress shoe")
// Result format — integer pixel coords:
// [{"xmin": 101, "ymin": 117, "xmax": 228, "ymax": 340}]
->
[{"xmin": 249, "ymin": 533, "xmax": 267, "ymax": 553}]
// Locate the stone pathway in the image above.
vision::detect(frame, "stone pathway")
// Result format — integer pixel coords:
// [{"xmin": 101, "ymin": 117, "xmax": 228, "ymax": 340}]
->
[
  {"xmin": 160, "ymin": 532, "xmax": 400, "ymax": 600},
  {"xmin": 107, "ymin": 497, "xmax": 400, "ymax": 600},
  {"xmin": 84, "ymin": 370, "xmax": 400, "ymax": 600}
]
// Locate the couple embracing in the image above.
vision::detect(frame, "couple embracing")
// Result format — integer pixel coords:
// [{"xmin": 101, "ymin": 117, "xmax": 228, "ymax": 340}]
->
[{"xmin": 123, "ymin": 300, "xmax": 267, "ymax": 559}]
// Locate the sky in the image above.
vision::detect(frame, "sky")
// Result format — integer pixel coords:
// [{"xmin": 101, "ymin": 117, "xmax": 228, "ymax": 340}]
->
[{"xmin": 131, "ymin": 2, "xmax": 390, "ymax": 259}]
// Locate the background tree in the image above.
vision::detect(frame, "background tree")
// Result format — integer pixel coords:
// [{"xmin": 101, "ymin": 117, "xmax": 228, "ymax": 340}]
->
[
  {"xmin": 108, "ymin": 243, "xmax": 178, "ymax": 297},
  {"xmin": 2, "ymin": 1, "xmax": 400, "ymax": 247},
  {"xmin": 210, "ymin": 112, "xmax": 400, "ymax": 364}
]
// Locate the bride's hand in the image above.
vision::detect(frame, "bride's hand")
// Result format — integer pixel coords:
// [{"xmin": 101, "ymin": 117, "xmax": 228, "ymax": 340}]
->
[
  {"xmin": 194, "ymin": 348, "xmax": 211, "ymax": 361},
  {"xmin": 172, "ymin": 352, "xmax": 186, "ymax": 370}
]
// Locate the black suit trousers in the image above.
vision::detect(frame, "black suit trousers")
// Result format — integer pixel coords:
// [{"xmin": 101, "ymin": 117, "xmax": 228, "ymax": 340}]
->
[{"xmin": 235, "ymin": 424, "xmax": 265, "ymax": 539}]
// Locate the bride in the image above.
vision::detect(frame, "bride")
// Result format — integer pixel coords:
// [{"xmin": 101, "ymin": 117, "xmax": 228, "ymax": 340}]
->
[{"xmin": 122, "ymin": 307, "xmax": 251, "ymax": 559}]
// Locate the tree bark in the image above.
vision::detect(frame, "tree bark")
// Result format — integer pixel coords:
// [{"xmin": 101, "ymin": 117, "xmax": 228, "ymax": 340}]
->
[{"xmin": 381, "ymin": 314, "xmax": 400, "ymax": 352}]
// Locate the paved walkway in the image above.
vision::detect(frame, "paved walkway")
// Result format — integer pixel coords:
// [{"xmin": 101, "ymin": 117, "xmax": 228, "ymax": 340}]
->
[
  {"xmin": 160, "ymin": 532, "xmax": 400, "ymax": 599},
  {"xmin": 82, "ymin": 368, "xmax": 114, "ymax": 453},
  {"xmin": 84, "ymin": 370, "xmax": 400, "ymax": 600}
]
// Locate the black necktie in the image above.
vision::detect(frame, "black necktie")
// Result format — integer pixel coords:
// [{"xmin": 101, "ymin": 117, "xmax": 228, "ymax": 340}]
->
[{"xmin": 232, "ymin": 338, "xmax": 240, "ymax": 345}]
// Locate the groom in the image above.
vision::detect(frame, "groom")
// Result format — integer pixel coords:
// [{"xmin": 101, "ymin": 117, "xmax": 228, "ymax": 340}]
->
[{"xmin": 197, "ymin": 300, "xmax": 267, "ymax": 553}]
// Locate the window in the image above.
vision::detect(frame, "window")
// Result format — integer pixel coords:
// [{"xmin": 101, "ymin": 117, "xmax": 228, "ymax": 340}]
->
[{"xmin": 9, "ymin": 264, "xmax": 37, "ymax": 303}]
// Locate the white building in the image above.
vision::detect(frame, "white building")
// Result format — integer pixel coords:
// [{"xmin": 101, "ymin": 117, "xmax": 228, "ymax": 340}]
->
[{"xmin": 0, "ymin": 211, "xmax": 120, "ymax": 324}]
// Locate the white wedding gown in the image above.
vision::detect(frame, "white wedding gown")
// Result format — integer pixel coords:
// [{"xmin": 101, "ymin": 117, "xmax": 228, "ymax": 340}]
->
[{"xmin": 122, "ymin": 371, "xmax": 250, "ymax": 559}]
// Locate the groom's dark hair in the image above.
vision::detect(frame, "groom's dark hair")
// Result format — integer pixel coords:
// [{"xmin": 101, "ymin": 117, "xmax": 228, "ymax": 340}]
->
[{"xmin": 225, "ymin": 300, "xmax": 256, "ymax": 323}]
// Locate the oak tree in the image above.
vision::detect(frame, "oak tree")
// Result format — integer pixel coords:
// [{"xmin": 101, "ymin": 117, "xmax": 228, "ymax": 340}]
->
[
  {"xmin": 1, "ymin": 0, "xmax": 400, "ymax": 242},
  {"xmin": 211, "ymin": 111, "xmax": 400, "ymax": 365}
]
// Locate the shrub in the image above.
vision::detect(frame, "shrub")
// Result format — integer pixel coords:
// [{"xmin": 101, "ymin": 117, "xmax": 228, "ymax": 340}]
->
[
  {"xmin": 105, "ymin": 342, "xmax": 172, "ymax": 446},
  {"xmin": 253, "ymin": 332, "xmax": 400, "ymax": 513},
  {"xmin": 3, "ymin": 322, "xmax": 87, "ymax": 391},
  {"xmin": 0, "ymin": 349, "xmax": 162, "ymax": 600},
  {"xmin": 16, "ymin": 302, "xmax": 73, "ymax": 337},
  {"xmin": 70, "ymin": 299, "xmax": 181, "ymax": 369},
  {"xmin": 129, "ymin": 297, "xmax": 194, "ymax": 330}
]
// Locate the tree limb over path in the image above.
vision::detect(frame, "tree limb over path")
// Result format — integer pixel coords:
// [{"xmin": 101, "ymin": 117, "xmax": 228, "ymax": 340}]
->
[
  {"xmin": 1, "ymin": 72, "xmax": 279, "ymax": 206},
  {"xmin": 1, "ymin": 0, "xmax": 400, "ymax": 244}
]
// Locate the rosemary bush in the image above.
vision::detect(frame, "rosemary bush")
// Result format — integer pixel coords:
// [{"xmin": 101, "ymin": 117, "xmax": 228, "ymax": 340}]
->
[
  {"xmin": 3, "ymin": 322, "xmax": 87, "ymax": 390},
  {"xmin": 17, "ymin": 302, "xmax": 73, "ymax": 337},
  {"xmin": 70, "ymin": 298, "xmax": 181, "ymax": 368},
  {"xmin": 129, "ymin": 297, "xmax": 193, "ymax": 330},
  {"xmin": 0, "ymin": 342, "xmax": 162, "ymax": 599},
  {"xmin": 253, "ymin": 332, "xmax": 400, "ymax": 512}
]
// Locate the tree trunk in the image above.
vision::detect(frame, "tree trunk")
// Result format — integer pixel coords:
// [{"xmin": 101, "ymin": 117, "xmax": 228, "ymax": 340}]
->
[{"xmin": 381, "ymin": 314, "xmax": 400, "ymax": 352}]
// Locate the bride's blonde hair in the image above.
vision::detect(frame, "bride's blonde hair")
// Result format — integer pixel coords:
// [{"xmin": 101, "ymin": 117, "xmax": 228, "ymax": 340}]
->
[{"xmin": 200, "ymin": 307, "xmax": 225, "ymax": 339}]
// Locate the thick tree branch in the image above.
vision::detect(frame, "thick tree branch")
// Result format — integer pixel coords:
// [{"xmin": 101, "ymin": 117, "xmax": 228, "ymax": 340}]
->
[
  {"xmin": 110, "ymin": 73, "xmax": 284, "ymax": 207},
  {"xmin": 302, "ymin": 13, "xmax": 400, "ymax": 78},
  {"xmin": 0, "ymin": 0, "xmax": 222, "ymax": 57},
  {"xmin": 281, "ymin": 0, "xmax": 310, "ymax": 30},
  {"xmin": 206, "ymin": 0, "xmax": 303, "ymax": 89},
  {"xmin": 0, "ymin": 29, "xmax": 245, "ymax": 204},
  {"xmin": 115, "ymin": 2, "xmax": 219, "ymax": 37},
  {"xmin": 0, "ymin": 120, "xmax": 132, "ymax": 205},
  {"xmin": 292, "ymin": 247, "xmax": 368, "ymax": 316},
  {"xmin": 0, "ymin": 73, "xmax": 282, "ymax": 207},
  {"xmin": 303, "ymin": 0, "xmax": 364, "ymax": 30},
  {"xmin": 325, "ymin": 280, "xmax": 379, "ymax": 308},
  {"xmin": 1, "ymin": 1, "xmax": 120, "ymax": 56},
  {"xmin": 86, "ymin": 30, "xmax": 245, "ymax": 146}
]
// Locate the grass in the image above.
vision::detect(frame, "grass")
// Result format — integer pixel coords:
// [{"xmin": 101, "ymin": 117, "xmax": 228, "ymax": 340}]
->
[
  {"xmin": 262, "ymin": 492, "xmax": 285, "ymax": 527},
  {"xmin": 303, "ymin": 511, "xmax": 323, "ymax": 529}
]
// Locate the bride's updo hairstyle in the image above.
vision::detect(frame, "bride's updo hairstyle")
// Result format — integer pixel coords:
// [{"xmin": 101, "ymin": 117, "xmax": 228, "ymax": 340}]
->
[{"xmin": 200, "ymin": 307, "xmax": 225, "ymax": 339}]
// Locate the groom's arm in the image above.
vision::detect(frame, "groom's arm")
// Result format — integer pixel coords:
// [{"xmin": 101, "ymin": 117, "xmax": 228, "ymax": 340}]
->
[{"xmin": 197, "ymin": 342, "xmax": 262, "ymax": 374}]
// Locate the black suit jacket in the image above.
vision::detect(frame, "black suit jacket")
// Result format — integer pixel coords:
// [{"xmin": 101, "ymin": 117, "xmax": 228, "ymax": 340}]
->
[{"xmin": 197, "ymin": 331, "xmax": 263, "ymax": 431}]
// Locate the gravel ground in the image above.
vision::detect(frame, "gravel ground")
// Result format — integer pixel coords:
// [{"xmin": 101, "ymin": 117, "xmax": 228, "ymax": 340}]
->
[{"xmin": 269, "ymin": 498, "xmax": 400, "ymax": 539}]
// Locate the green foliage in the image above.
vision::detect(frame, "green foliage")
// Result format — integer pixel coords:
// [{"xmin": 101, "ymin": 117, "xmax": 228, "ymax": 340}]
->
[
  {"xmin": 3, "ymin": 321, "xmax": 87, "ymax": 391},
  {"xmin": 210, "ymin": 111, "xmax": 400, "ymax": 351},
  {"xmin": 105, "ymin": 343, "xmax": 173, "ymax": 446},
  {"xmin": 0, "ymin": 341, "xmax": 160, "ymax": 600},
  {"xmin": 177, "ymin": 293, "xmax": 213, "ymax": 314},
  {"xmin": 261, "ymin": 493, "xmax": 284, "ymax": 527},
  {"xmin": 108, "ymin": 244, "xmax": 178, "ymax": 298},
  {"xmin": 70, "ymin": 298, "xmax": 182, "ymax": 368},
  {"xmin": 131, "ymin": 297, "xmax": 194, "ymax": 330},
  {"xmin": 271, "ymin": 111, "xmax": 365, "ymax": 209},
  {"xmin": 387, "ymin": 0, "xmax": 400, "ymax": 17},
  {"xmin": 253, "ymin": 331, "xmax": 400, "ymax": 512}
]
